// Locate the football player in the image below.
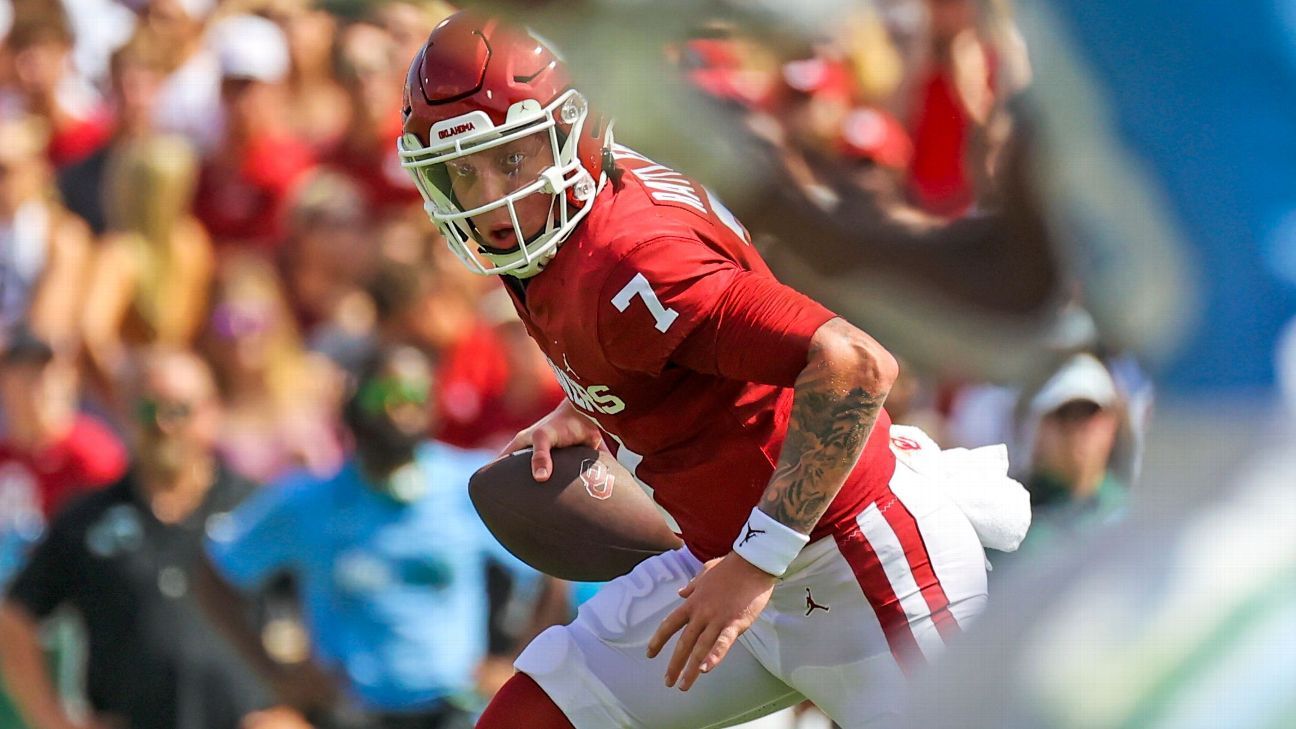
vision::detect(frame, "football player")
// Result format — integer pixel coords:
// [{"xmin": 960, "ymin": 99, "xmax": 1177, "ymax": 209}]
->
[{"xmin": 399, "ymin": 12, "xmax": 990, "ymax": 728}]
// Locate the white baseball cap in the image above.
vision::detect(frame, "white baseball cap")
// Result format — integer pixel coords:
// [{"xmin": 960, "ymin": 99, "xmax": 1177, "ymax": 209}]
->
[
  {"xmin": 210, "ymin": 14, "xmax": 289, "ymax": 83},
  {"xmin": 1030, "ymin": 353, "xmax": 1119, "ymax": 415}
]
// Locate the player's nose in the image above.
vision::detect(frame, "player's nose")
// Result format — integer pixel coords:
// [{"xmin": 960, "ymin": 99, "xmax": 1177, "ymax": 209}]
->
[
  {"xmin": 479, "ymin": 168, "xmax": 524, "ymax": 204},
  {"xmin": 474, "ymin": 200, "xmax": 517, "ymax": 231},
  {"xmin": 455, "ymin": 169, "xmax": 504, "ymax": 211}
]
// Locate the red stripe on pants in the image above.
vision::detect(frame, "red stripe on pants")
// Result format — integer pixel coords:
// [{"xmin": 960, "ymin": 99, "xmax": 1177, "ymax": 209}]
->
[
  {"xmin": 834, "ymin": 518, "xmax": 923, "ymax": 676},
  {"xmin": 879, "ymin": 485, "xmax": 962, "ymax": 643}
]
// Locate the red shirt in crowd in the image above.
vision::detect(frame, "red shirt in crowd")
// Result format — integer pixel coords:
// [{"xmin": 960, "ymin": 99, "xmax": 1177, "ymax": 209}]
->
[
  {"xmin": 46, "ymin": 107, "xmax": 114, "ymax": 168},
  {"xmin": 907, "ymin": 68, "xmax": 975, "ymax": 217},
  {"xmin": 323, "ymin": 113, "xmax": 422, "ymax": 213},
  {"xmin": 193, "ymin": 133, "xmax": 316, "ymax": 249},
  {"xmin": 0, "ymin": 415, "xmax": 128, "ymax": 520},
  {"xmin": 434, "ymin": 323, "xmax": 565, "ymax": 450}
]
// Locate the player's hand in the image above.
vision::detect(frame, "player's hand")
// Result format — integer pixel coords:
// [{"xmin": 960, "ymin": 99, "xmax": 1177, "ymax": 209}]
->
[
  {"xmin": 500, "ymin": 399, "xmax": 604, "ymax": 481},
  {"xmin": 646, "ymin": 552, "xmax": 776, "ymax": 691}
]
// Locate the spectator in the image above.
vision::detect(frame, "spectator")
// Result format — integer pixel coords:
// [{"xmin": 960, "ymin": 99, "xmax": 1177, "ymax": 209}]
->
[
  {"xmin": 129, "ymin": 0, "xmax": 222, "ymax": 151},
  {"xmin": 370, "ymin": 1, "xmax": 452, "ymax": 82},
  {"xmin": 0, "ymin": 330, "xmax": 126, "ymax": 729},
  {"xmin": 1007, "ymin": 353, "xmax": 1127, "ymax": 563},
  {"xmin": 904, "ymin": 0, "xmax": 995, "ymax": 216},
  {"xmin": 81, "ymin": 135, "xmax": 214, "ymax": 394},
  {"xmin": 778, "ymin": 52, "xmax": 858, "ymax": 156},
  {"xmin": 278, "ymin": 171, "xmax": 377, "ymax": 338},
  {"xmin": 324, "ymin": 21, "xmax": 420, "ymax": 212},
  {"xmin": 271, "ymin": 0, "xmax": 350, "ymax": 153},
  {"xmin": 58, "ymin": 30, "xmax": 173, "ymax": 236},
  {"xmin": 0, "ymin": 348, "xmax": 305, "ymax": 729},
  {"xmin": 0, "ymin": 114, "xmax": 92, "ymax": 349},
  {"xmin": 200, "ymin": 254, "xmax": 343, "ymax": 483},
  {"xmin": 367, "ymin": 260, "xmax": 563, "ymax": 450},
  {"xmin": 200, "ymin": 345, "xmax": 548, "ymax": 728},
  {"xmin": 380, "ymin": 209, "xmax": 491, "ymax": 304},
  {"xmin": 59, "ymin": 0, "xmax": 136, "ymax": 88},
  {"xmin": 4, "ymin": 7, "xmax": 113, "ymax": 168},
  {"xmin": 192, "ymin": 14, "xmax": 315, "ymax": 251},
  {"xmin": 776, "ymin": 51, "xmax": 913, "ymax": 180},
  {"xmin": 368, "ymin": 260, "xmax": 475, "ymax": 362},
  {"xmin": 0, "ymin": 330, "xmax": 126, "ymax": 576}
]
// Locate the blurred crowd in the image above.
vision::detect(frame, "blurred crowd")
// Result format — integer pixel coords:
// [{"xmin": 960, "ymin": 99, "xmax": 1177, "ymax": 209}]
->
[{"xmin": 0, "ymin": 1, "xmax": 1149, "ymax": 728}]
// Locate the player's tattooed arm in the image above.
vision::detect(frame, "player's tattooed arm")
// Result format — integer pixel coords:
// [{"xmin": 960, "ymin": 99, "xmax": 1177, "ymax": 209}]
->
[{"xmin": 759, "ymin": 318, "xmax": 897, "ymax": 533}]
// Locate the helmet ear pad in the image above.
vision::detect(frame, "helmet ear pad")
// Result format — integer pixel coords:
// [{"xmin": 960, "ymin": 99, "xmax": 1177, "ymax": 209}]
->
[
  {"xmin": 552, "ymin": 115, "xmax": 609, "ymax": 208},
  {"xmin": 572, "ymin": 109, "xmax": 611, "ymax": 189}
]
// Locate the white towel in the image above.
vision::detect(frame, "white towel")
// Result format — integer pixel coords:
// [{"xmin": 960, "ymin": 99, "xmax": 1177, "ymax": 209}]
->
[{"xmin": 888, "ymin": 425, "xmax": 1033, "ymax": 553}]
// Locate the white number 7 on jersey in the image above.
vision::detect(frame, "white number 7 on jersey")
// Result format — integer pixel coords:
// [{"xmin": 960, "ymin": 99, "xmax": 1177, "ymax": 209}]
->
[{"xmin": 611, "ymin": 273, "xmax": 679, "ymax": 333}]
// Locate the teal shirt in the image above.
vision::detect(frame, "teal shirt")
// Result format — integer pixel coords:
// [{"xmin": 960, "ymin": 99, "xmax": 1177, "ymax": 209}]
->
[
  {"xmin": 207, "ymin": 441, "xmax": 535, "ymax": 711},
  {"xmin": 996, "ymin": 472, "xmax": 1128, "ymax": 570}
]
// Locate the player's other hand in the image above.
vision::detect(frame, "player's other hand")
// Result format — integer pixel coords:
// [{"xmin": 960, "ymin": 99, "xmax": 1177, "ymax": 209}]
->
[
  {"xmin": 646, "ymin": 552, "xmax": 777, "ymax": 691},
  {"xmin": 500, "ymin": 399, "xmax": 604, "ymax": 481}
]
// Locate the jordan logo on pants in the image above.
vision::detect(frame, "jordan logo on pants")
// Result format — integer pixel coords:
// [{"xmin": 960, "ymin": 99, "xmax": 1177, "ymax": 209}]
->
[{"xmin": 804, "ymin": 588, "xmax": 830, "ymax": 616}]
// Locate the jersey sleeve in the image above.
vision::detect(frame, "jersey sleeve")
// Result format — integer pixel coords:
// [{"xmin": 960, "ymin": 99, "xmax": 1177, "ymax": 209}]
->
[
  {"xmin": 205, "ymin": 476, "xmax": 309, "ymax": 590},
  {"xmin": 596, "ymin": 237, "xmax": 838, "ymax": 386}
]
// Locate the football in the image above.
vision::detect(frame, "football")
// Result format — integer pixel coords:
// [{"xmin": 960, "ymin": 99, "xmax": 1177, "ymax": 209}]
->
[{"xmin": 469, "ymin": 446, "xmax": 684, "ymax": 581}]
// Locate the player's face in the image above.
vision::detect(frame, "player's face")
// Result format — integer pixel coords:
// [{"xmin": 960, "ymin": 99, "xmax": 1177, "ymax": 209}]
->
[{"xmin": 443, "ymin": 131, "xmax": 556, "ymax": 252}]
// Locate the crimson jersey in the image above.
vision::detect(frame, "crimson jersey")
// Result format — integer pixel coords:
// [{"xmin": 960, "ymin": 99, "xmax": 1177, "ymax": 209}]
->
[{"xmin": 505, "ymin": 146, "xmax": 895, "ymax": 560}]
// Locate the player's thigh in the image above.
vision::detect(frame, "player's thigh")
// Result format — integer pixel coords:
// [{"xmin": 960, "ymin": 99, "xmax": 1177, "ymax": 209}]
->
[
  {"xmin": 753, "ymin": 539, "xmax": 909, "ymax": 728},
  {"xmin": 516, "ymin": 548, "xmax": 804, "ymax": 729},
  {"xmin": 763, "ymin": 469, "xmax": 989, "ymax": 727},
  {"xmin": 887, "ymin": 459, "xmax": 990, "ymax": 642}
]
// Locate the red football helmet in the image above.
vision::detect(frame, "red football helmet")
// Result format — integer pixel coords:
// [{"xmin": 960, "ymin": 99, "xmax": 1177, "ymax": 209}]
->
[{"xmin": 398, "ymin": 11, "xmax": 610, "ymax": 277}]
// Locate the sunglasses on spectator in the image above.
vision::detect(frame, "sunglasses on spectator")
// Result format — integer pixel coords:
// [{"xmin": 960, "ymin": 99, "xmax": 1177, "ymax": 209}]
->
[
  {"xmin": 356, "ymin": 377, "xmax": 430, "ymax": 417},
  {"xmin": 136, "ymin": 398, "xmax": 196, "ymax": 428},
  {"xmin": 210, "ymin": 304, "xmax": 273, "ymax": 340}
]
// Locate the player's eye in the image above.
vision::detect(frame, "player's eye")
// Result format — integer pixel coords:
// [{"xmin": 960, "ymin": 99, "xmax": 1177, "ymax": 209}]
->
[
  {"xmin": 501, "ymin": 152, "xmax": 526, "ymax": 173},
  {"xmin": 448, "ymin": 162, "xmax": 476, "ymax": 179}
]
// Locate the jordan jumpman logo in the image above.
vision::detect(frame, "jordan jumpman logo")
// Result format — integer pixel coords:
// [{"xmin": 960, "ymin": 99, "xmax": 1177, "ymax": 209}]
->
[
  {"xmin": 804, "ymin": 588, "xmax": 830, "ymax": 616},
  {"xmin": 738, "ymin": 521, "xmax": 766, "ymax": 546}
]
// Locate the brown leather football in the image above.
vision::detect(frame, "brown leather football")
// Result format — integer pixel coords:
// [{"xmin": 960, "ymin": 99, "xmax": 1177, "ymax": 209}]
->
[{"xmin": 469, "ymin": 446, "xmax": 683, "ymax": 582}]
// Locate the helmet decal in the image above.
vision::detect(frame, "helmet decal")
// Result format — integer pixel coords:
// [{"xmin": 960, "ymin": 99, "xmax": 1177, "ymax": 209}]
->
[{"xmin": 431, "ymin": 111, "xmax": 494, "ymax": 142}]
